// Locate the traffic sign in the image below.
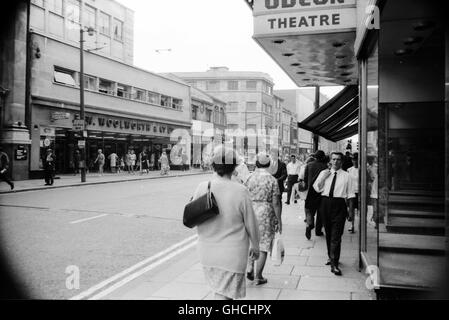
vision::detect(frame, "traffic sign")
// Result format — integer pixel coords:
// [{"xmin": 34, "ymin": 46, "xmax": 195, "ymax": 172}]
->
[{"xmin": 78, "ymin": 140, "xmax": 86, "ymax": 148}]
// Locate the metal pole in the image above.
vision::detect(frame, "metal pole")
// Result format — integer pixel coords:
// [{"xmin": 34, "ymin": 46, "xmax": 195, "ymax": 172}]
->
[
  {"xmin": 313, "ymin": 86, "xmax": 320, "ymax": 152},
  {"xmin": 80, "ymin": 28, "xmax": 86, "ymax": 183}
]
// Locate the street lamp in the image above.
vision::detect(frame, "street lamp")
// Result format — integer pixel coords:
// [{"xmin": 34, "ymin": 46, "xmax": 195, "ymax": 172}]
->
[{"xmin": 79, "ymin": 26, "xmax": 95, "ymax": 183}]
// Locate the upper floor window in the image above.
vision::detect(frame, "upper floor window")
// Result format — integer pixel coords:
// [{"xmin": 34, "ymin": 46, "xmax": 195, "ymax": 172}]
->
[
  {"xmin": 84, "ymin": 4, "xmax": 96, "ymax": 29},
  {"xmin": 160, "ymin": 95, "xmax": 171, "ymax": 107},
  {"xmin": 172, "ymin": 98, "xmax": 183, "ymax": 110},
  {"xmin": 214, "ymin": 107, "xmax": 220, "ymax": 123},
  {"xmin": 246, "ymin": 81, "xmax": 257, "ymax": 90},
  {"xmin": 113, "ymin": 18, "xmax": 123, "ymax": 41},
  {"xmin": 246, "ymin": 102, "xmax": 257, "ymax": 111},
  {"xmin": 48, "ymin": 0, "xmax": 63, "ymax": 15},
  {"xmin": 206, "ymin": 80, "xmax": 220, "ymax": 91},
  {"xmin": 117, "ymin": 84, "xmax": 131, "ymax": 99},
  {"xmin": 83, "ymin": 74, "xmax": 97, "ymax": 91},
  {"xmin": 98, "ymin": 78, "xmax": 113, "ymax": 95},
  {"xmin": 262, "ymin": 103, "xmax": 267, "ymax": 113},
  {"xmin": 66, "ymin": 0, "xmax": 80, "ymax": 24},
  {"xmin": 227, "ymin": 101, "xmax": 238, "ymax": 112},
  {"xmin": 227, "ymin": 81, "xmax": 239, "ymax": 90},
  {"xmin": 132, "ymin": 88, "xmax": 146, "ymax": 102},
  {"xmin": 99, "ymin": 12, "xmax": 110, "ymax": 36},
  {"xmin": 220, "ymin": 108, "xmax": 225, "ymax": 125},
  {"xmin": 205, "ymin": 109, "xmax": 212, "ymax": 122},
  {"xmin": 262, "ymin": 82, "xmax": 272, "ymax": 95},
  {"xmin": 54, "ymin": 67, "xmax": 77, "ymax": 86},
  {"xmin": 147, "ymin": 91, "xmax": 160, "ymax": 105},
  {"xmin": 192, "ymin": 105, "xmax": 198, "ymax": 120},
  {"xmin": 31, "ymin": 0, "xmax": 45, "ymax": 8}
]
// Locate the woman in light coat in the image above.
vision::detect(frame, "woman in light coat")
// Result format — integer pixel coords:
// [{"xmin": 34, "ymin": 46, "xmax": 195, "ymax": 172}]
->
[{"xmin": 191, "ymin": 146, "xmax": 260, "ymax": 300}]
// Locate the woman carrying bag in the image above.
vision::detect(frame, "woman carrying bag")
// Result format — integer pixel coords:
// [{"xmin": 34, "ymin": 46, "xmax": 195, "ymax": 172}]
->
[{"xmin": 190, "ymin": 145, "xmax": 260, "ymax": 300}]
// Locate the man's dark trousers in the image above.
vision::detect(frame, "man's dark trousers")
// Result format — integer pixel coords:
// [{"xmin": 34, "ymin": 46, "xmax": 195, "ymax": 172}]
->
[
  {"xmin": 320, "ymin": 196, "xmax": 347, "ymax": 266},
  {"xmin": 286, "ymin": 174, "xmax": 298, "ymax": 204},
  {"xmin": 0, "ymin": 172, "xmax": 13, "ymax": 188}
]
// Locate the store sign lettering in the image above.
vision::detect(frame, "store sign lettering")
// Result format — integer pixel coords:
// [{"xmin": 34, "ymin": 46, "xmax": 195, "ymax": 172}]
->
[{"xmin": 253, "ymin": 0, "xmax": 356, "ymax": 36}]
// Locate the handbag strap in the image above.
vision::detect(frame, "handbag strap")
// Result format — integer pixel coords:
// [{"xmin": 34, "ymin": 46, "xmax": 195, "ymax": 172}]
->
[{"xmin": 207, "ymin": 181, "xmax": 212, "ymax": 206}]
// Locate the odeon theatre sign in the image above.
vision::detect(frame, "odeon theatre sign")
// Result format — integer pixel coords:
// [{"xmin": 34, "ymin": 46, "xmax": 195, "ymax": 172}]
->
[{"xmin": 252, "ymin": 0, "xmax": 358, "ymax": 86}]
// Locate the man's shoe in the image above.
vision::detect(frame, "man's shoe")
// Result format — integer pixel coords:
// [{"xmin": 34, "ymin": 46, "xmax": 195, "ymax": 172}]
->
[
  {"xmin": 325, "ymin": 259, "xmax": 331, "ymax": 266},
  {"xmin": 315, "ymin": 231, "xmax": 324, "ymax": 236},
  {"xmin": 305, "ymin": 227, "xmax": 311, "ymax": 240},
  {"xmin": 294, "ymin": 200, "xmax": 297, "ymax": 203},
  {"xmin": 246, "ymin": 271, "xmax": 254, "ymax": 281},
  {"xmin": 255, "ymin": 277, "xmax": 268, "ymax": 285},
  {"xmin": 331, "ymin": 266, "xmax": 342, "ymax": 276},
  {"xmin": 285, "ymin": 202, "xmax": 290, "ymax": 205},
  {"xmin": 10, "ymin": 183, "xmax": 14, "ymax": 190}
]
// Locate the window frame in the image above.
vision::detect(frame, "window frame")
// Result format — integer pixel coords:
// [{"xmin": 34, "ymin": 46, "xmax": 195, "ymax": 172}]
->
[
  {"xmin": 246, "ymin": 80, "xmax": 257, "ymax": 90},
  {"xmin": 98, "ymin": 11, "xmax": 111, "ymax": 36},
  {"xmin": 98, "ymin": 78, "xmax": 114, "ymax": 95},
  {"xmin": 113, "ymin": 18, "xmax": 123, "ymax": 41},
  {"xmin": 54, "ymin": 67, "xmax": 77, "ymax": 87}
]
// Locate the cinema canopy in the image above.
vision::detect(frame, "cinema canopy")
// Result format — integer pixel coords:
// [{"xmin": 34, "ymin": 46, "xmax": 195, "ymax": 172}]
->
[{"xmin": 251, "ymin": 0, "xmax": 358, "ymax": 87}]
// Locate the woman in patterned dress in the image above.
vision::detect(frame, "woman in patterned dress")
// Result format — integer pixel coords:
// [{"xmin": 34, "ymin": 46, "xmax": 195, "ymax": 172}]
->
[
  {"xmin": 192, "ymin": 146, "xmax": 260, "ymax": 300},
  {"xmin": 245, "ymin": 151, "xmax": 282, "ymax": 285}
]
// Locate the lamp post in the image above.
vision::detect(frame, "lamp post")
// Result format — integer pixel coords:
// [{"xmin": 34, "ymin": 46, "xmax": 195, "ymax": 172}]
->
[{"xmin": 79, "ymin": 26, "xmax": 95, "ymax": 183}]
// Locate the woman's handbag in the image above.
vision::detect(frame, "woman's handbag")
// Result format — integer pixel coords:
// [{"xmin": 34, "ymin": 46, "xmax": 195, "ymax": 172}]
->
[
  {"xmin": 183, "ymin": 181, "xmax": 219, "ymax": 228},
  {"xmin": 271, "ymin": 232, "xmax": 285, "ymax": 266}
]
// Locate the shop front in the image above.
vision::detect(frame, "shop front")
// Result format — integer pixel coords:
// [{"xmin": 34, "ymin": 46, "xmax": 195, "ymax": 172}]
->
[
  {"xmin": 247, "ymin": 0, "xmax": 448, "ymax": 298},
  {"xmin": 30, "ymin": 102, "xmax": 191, "ymax": 176}
]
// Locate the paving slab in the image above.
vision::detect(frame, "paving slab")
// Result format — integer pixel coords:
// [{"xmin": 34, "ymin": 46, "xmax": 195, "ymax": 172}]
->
[{"xmin": 278, "ymin": 289, "xmax": 351, "ymax": 300}]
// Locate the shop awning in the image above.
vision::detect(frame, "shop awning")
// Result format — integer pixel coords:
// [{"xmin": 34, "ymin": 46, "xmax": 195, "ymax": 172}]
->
[{"xmin": 297, "ymin": 85, "xmax": 359, "ymax": 142}]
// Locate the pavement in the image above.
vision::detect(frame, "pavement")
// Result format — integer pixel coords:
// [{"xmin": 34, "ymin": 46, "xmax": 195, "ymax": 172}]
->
[
  {"xmin": 0, "ymin": 168, "xmax": 212, "ymax": 194},
  {"xmin": 97, "ymin": 196, "xmax": 377, "ymax": 301}
]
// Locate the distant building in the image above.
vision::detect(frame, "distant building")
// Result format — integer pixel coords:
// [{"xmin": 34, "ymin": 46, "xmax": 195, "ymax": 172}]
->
[{"xmin": 173, "ymin": 67, "xmax": 278, "ymax": 162}]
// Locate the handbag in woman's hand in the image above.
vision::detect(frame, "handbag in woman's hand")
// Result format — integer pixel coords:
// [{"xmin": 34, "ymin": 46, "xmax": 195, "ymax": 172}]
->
[{"xmin": 183, "ymin": 181, "xmax": 219, "ymax": 228}]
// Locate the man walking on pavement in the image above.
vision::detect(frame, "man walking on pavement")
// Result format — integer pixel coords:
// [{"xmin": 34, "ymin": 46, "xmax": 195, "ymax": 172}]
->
[
  {"xmin": 0, "ymin": 146, "xmax": 14, "ymax": 190},
  {"xmin": 285, "ymin": 155, "xmax": 301, "ymax": 205},
  {"xmin": 313, "ymin": 151, "xmax": 355, "ymax": 276},
  {"xmin": 304, "ymin": 150, "xmax": 328, "ymax": 239}
]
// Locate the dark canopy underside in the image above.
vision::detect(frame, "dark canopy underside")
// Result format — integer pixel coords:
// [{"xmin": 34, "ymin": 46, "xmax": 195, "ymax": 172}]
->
[{"xmin": 297, "ymin": 85, "xmax": 359, "ymax": 142}]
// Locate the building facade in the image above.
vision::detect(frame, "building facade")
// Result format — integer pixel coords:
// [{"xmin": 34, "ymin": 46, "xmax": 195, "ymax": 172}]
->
[
  {"xmin": 246, "ymin": 0, "xmax": 448, "ymax": 298},
  {"xmin": 1, "ymin": 0, "xmax": 192, "ymax": 179},
  {"xmin": 30, "ymin": 0, "xmax": 134, "ymax": 64},
  {"xmin": 173, "ymin": 67, "xmax": 278, "ymax": 162}
]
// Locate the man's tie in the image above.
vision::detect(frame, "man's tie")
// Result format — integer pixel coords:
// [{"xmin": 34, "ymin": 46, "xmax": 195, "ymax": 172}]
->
[{"xmin": 329, "ymin": 172, "xmax": 337, "ymax": 198}]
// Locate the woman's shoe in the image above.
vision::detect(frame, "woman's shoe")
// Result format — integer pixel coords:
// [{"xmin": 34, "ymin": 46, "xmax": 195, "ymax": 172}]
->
[
  {"xmin": 255, "ymin": 277, "xmax": 267, "ymax": 285},
  {"xmin": 246, "ymin": 271, "xmax": 254, "ymax": 281}
]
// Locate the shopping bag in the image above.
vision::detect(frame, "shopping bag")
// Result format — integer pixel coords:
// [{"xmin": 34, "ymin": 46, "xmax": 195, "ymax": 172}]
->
[{"xmin": 271, "ymin": 232, "xmax": 285, "ymax": 266}]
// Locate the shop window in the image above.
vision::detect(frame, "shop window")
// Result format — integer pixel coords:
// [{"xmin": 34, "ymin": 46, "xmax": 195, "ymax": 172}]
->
[
  {"xmin": 98, "ymin": 78, "xmax": 113, "ymax": 95},
  {"xmin": 99, "ymin": 11, "xmax": 110, "ymax": 36},
  {"xmin": 227, "ymin": 81, "xmax": 239, "ymax": 90},
  {"xmin": 113, "ymin": 18, "xmax": 123, "ymax": 41},
  {"xmin": 206, "ymin": 80, "xmax": 220, "ymax": 91},
  {"xmin": 147, "ymin": 91, "xmax": 160, "ymax": 105},
  {"xmin": 132, "ymin": 88, "xmax": 146, "ymax": 102},
  {"xmin": 246, "ymin": 80, "xmax": 257, "ymax": 90},
  {"xmin": 54, "ymin": 67, "xmax": 77, "ymax": 86},
  {"xmin": 116, "ymin": 83, "xmax": 131, "ymax": 99},
  {"xmin": 83, "ymin": 74, "xmax": 97, "ymax": 91},
  {"xmin": 172, "ymin": 98, "xmax": 183, "ymax": 110}
]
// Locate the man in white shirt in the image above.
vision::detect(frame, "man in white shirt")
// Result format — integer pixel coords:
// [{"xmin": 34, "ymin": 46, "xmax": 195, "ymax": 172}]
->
[
  {"xmin": 285, "ymin": 155, "xmax": 301, "ymax": 205},
  {"xmin": 313, "ymin": 152, "xmax": 355, "ymax": 276}
]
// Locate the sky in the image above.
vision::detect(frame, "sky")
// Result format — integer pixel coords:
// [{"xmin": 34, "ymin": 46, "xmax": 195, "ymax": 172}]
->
[{"xmin": 115, "ymin": 0, "xmax": 342, "ymax": 97}]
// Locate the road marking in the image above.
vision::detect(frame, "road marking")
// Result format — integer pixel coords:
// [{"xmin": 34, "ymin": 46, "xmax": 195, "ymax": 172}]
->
[
  {"xmin": 70, "ymin": 214, "xmax": 109, "ymax": 224},
  {"xmin": 69, "ymin": 234, "xmax": 198, "ymax": 300},
  {"xmin": 89, "ymin": 240, "xmax": 197, "ymax": 300}
]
